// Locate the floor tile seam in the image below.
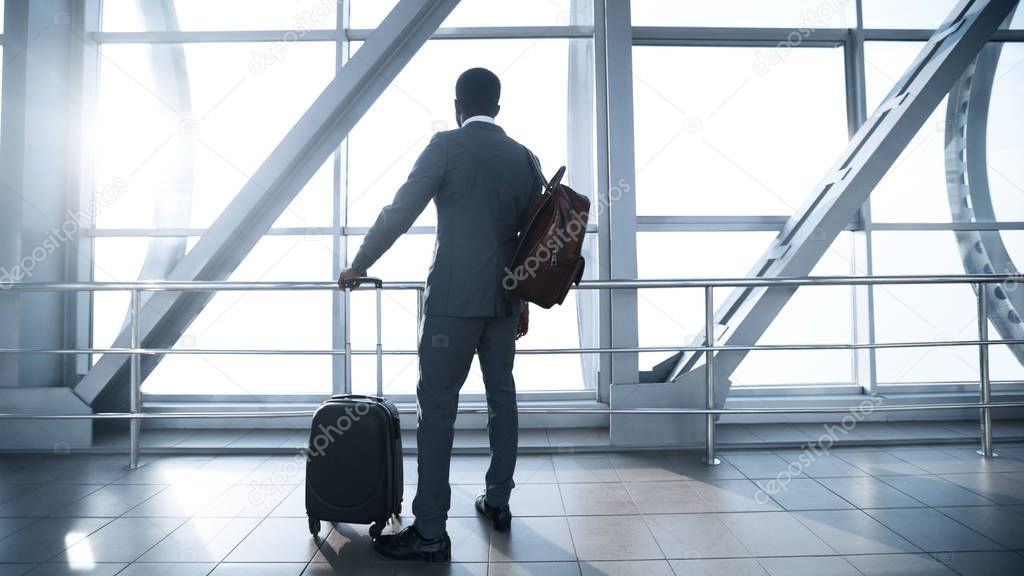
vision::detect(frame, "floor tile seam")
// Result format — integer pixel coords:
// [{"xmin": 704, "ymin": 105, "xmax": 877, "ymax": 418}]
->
[{"xmin": 870, "ymin": 475, "xmax": 943, "ymax": 508}]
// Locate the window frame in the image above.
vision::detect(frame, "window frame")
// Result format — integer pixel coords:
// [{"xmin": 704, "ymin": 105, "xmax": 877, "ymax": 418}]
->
[
  {"xmin": 84, "ymin": 0, "xmax": 602, "ymax": 402},
  {"xmin": 78, "ymin": 0, "xmax": 1024, "ymax": 407}
]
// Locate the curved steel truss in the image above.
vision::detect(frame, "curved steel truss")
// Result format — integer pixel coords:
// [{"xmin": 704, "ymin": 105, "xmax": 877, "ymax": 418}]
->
[{"xmin": 944, "ymin": 40, "xmax": 1024, "ymax": 363}]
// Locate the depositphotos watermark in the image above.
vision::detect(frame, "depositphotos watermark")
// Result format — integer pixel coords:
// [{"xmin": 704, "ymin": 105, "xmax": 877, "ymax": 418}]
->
[
  {"xmin": 999, "ymin": 267, "xmax": 1022, "ymax": 294},
  {"xmin": 249, "ymin": 0, "xmax": 337, "ymax": 74},
  {"xmin": 753, "ymin": 0, "xmax": 851, "ymax": 75},
  {"xmin": 248, "ymin": 399, "xmax": 371, "ymax": 506},
  {"xmin": 755, "ymin": 394, "xmax": 882, "ymax": 504},
  {"xmin": 501, "ymin": 178, "xmax": 629, "ymax": 291},
  {"xmin": 0, "ymin": 177, "xmax": 128, "ymax": 290}
]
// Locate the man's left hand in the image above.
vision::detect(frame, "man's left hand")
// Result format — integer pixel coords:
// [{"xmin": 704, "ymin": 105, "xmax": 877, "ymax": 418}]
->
[{"xmin": 516, "ymin": 306, "xmax": 529, "ymax": 340}]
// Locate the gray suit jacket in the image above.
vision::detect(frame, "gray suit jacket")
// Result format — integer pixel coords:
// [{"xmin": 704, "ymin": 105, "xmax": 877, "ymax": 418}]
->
[{"xmin": 351, "ymin": 122, "xmax": 542, "ymax": 317}]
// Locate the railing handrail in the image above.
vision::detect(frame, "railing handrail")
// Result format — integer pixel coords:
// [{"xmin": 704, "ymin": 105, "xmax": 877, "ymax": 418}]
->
[
  {"xmin": 2, "ymin": 272, "xmax": 1015, "ymax": 464},
  {"xmin": 0, "ymin": 273, "xmax": 1019, "ymax": 292},
  {"xmin": 2, "ymin": 338, "xmax": 1024, "ymax": 357},
  {"xmin": 1, "ymin": 400, "xmax": 1023, "ymax": 420}
]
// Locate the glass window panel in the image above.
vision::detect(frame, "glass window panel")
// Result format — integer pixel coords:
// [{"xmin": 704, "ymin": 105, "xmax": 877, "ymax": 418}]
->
[
  {"xmin": 102, "ymin": 0, "xmax": 336, "ymax": 32},
  {"xmin": 864, "ymin": 42, "xmax": 920, "ymax": 112},
  {"xmin": 733, "ymin": 349, "xmax": 853, "ymax": 385},
  {"xmin": 872, "ymin": 231, "xmax": 1024, "ymax": 383},
  {"xmin": 869, "ymin": 97, "xmax": 951, "ymax": 223},
  {"xmin": 513, "ymin": 287, "xmax": 587, "ymax": 392},
  {"xmin": 91, "ymin": 237, "xmax": 151, "ymax": 353},
  {"xmin": 866, "ymin": 42, "xmax": 1024, "ymax": 223},
  {"xmin": 94, "ymin": 236, "xmax": 335, "ymax": 394},
  {"xmin": 874, "ymin": 279, "xmax": 986, "ymax": 384},
  {"xmin": 989, "ymin": 230, "xmax": 1024, "ymax": 382},
  {"xmin": 861, "ymin": 0, "xmax": 959, "ymax": 29},
  {"xmin": 145, "ymin": 276, "xmax": 333, "ymax": 396},
  {"xmin": 632, "ymin": 46, "xmax": 847, "ymax": 216},
  {"xmin": 347, "ymin": 38, "xmax": 578, "ymax": 226},
  {"xmin": 350, "ymin": 293, "xmax": 587, "ymax": 396},
  {"xmin": 271, "ymin": 158, "xmax": 335, "ymax": 228},
  {"xmin": 989, "ymin": 343, "xmax": 1024, "ymax": 382},
  {"xmin": 94, "ymin": 42, "xmax": 334, "ymax": 229},
  {"xmin": 865, "ymin": 41, "xmax": 948, "ymax": 223},
  {"xmin": 734, "ymin": 234, "xmax": 854, "ymax": 385},
  {"xmin": 346, "ymin": 234, "xmax": 433, "ymax": 389},
  {"xmin": 345, "ymin": 233, "xmax": 434, "ymax": 284},
  {"xmin": 1005, "ymin": 230, "xmax": 1024, "ymax": 265},
  {"xmin": 638, "ymin": 232, "xmax": 775, "ymax": 372},
  {"xmin": 350, "ymin": 0, "xmax": 587, "ymax": 29},
  {"xmin": 146, "ymin": 355, "xmax": 331, "ymax": 395},
  {"xmin": 637, "ymin": 231, "xmax": 855, "ymax": 385},
  {"xmin": 631, "ymin": 0, "xmax": 855, "ymax": 28},
  {"xmin": 345, "ymin": 235, "xmax": 588, "ymax": 394},
  {"xmin": 637, "ymin": 231, "xmax": 777, "ymax": 281},
  {"xmin": 220, "ymin": 235, "xmax": 334, "ymax": 282},
  {"xmin": 988, "ymin": 44, "xmax": 1024, "ymax": 222}
]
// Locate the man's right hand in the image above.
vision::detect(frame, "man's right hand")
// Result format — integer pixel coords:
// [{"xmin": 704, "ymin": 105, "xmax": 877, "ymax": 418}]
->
[{"xmin": 337, "ymin": 267, "xmax": 366, "ymax": 289}]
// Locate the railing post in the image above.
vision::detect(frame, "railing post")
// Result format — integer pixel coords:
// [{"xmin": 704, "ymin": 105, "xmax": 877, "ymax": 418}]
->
[
  {"xmin": 976, "ymin": 284, "xmax": 997, "ymax": 458},
  {"xmin": 128, "ymin": 289, "xmax": 142, "ymax": 470},
  {"xmin": 702, "ymin": 285, "xmax": 720, "ymax": 466}
]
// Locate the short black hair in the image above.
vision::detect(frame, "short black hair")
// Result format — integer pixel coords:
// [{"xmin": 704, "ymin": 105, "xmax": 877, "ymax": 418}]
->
[{"xmin": 455, "ymin": 68, "xmax": 500, "ymax": 113}]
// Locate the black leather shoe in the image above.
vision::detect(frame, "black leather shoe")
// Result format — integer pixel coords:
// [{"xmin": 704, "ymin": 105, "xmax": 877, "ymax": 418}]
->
[
  {"xmin": 372, "ymin": 525, "xmax": 451, "ymax": 563},
  {"xmin": 475, "ymin": 494, "xmax": 512, "ymax": 532}
]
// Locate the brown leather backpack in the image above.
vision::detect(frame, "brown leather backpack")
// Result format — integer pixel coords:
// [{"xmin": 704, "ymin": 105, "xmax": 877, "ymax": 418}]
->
[{"xmin": 504, "ymin": 153, "xmax": 590, "ymax": 308}]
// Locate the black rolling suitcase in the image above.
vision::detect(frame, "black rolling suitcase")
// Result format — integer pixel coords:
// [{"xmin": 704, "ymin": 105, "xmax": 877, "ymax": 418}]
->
[{"xmin": 306, "ymin": 277, "xmax": 403, "ymax": 540}]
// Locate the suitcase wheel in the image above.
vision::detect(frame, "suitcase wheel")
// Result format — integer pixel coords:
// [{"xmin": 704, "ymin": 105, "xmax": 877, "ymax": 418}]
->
[
  {"xmin": 308, "ymin": 516, "xmax": 321, "ymax": 537},
  {"xmin": 369, "ymin": 521, "xmax": 384, "ymax": 539}
]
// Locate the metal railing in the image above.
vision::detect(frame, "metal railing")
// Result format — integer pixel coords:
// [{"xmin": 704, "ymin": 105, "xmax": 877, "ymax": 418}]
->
[{"xmin": 1, "ymin": 274, "xmax": 1022, "ymax": 468}]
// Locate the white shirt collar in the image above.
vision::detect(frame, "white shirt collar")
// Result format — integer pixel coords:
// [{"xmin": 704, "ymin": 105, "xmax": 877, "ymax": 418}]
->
[{"xmin": 462, "ymin": 115, "xmax": 495, "ymax": 127}]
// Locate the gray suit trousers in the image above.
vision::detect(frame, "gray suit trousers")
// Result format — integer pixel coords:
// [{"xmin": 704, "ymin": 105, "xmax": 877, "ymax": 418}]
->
[{"xmin": 412, "ymin": 313, "xmax": 519, "ymax": 539}]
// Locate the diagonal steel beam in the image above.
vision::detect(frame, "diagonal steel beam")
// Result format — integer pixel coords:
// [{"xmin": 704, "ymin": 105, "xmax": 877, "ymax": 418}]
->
[
  {"xmin": 77, "ymin": 0, "xmax": 461, "ymax": 409},
  {"xmin": 663, "ymin": 0, "xmax": 1018, "ymax": 396}
]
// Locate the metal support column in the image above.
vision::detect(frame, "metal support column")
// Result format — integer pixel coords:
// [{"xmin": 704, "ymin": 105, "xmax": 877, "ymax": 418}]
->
[
  {"xmin": 845, "ymin": 2, "xmax": 878, "ymax": 394},
  {"xmin": 568, "ymin": 0, "xmax": 600, "ymax": 393},
  {"xmin": 977, "ymin": 285, "xmax": 997, "ymax": 458},
  {"xmin": 603, "ymin": 0, "xmax": 640, "ymax": 388},
  {"xmin": 128, "ymin": 289, "xmax": 141, "ymax": 469},
  {"xmin": 332, "ymin": 0, "xmax": 352, "ymax": 396},
  {"xmin": 702, "ymin": 286, "xmax": 720, "ymax": 466},
  {"xmin": 593, "ymin": 0, "xmax": 614, "ymax": 403}
]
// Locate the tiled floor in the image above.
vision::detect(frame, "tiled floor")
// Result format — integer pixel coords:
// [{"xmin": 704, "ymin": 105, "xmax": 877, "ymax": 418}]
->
[{"xmin": 1, "ymin": 443, "xmax": 1023, "ymax": 575}]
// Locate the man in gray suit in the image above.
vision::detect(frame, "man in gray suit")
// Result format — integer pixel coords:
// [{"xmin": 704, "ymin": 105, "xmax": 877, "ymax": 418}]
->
[{"xmin": 338, "ymin": 68, "xmax": 540, "ymax": 562}]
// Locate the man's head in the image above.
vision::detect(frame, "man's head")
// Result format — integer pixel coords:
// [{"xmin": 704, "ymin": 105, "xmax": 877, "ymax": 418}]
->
[{"xmin": 454, "ymin": 67, "xmax": 500, "ymax": 126}]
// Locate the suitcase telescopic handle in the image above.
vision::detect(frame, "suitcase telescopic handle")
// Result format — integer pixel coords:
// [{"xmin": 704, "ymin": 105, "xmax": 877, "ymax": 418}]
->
[
  {"xmin": 341, "ymin": 276, "xmax": 384, "ymax": 397},
  {"xmin": 341, "ymin": 276, "xmax": 383, "ymax": 289}
]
